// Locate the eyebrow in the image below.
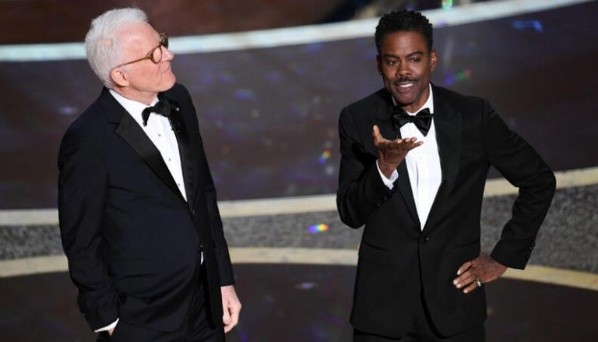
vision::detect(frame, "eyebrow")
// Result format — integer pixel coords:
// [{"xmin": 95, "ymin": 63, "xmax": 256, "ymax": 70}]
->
[{"xmin": 383, "ymin": 51, "xmax": 424, "ymax": 59}]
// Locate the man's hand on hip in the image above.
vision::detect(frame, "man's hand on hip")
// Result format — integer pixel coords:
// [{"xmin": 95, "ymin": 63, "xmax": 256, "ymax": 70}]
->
[{"xmin": 453, "ymin": 252, "xmax": 507, "ymax": 294}]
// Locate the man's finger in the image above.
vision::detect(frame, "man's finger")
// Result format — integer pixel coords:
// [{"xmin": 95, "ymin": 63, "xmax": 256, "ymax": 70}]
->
[
  {"xmin": 372, "ymin": 124, "xmax": 380, "ymax": 135},
  {"xmin": 456, "ymin": 260, "xmax": 473, "ymax": 275},
  {"xmin": 223, "ymin": 309, "xmax": 233, "ymax": 333},
  {"xmin": 454, "ymin": 271, "xmax": 477, "ymax": 288},
  {"xmin": 227, "ymin": 307, "xmax": 240, "ymax": 332},
  {"xmin": 372, "ymin": 125, "xmax": 385, "ymax": 144},
  {"xmin": 223, "ymin": 305, "xmax": 240, "ymax": 333},
  {"xmin": 462, "ymin": 281, "xmax": 479, "ymax": 294},
  {"xmin": 222, "ymin": 306, "xmax": 231, "ymax": 325}
]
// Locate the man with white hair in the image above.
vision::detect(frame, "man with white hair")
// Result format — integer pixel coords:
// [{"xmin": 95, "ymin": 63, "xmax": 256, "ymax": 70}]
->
[{"xmin": 58, "ymin": 7, "xmax": 240, "ymax": 341}]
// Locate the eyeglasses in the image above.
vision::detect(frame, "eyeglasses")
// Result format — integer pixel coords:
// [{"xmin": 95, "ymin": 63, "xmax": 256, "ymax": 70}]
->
[{"xmin": 114, "ymin": 33, "xmax": 169, "ymax": 68}]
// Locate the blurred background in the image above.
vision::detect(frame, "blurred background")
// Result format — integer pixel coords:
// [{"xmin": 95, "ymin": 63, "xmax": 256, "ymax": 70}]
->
[{"xmin": 0, "ymin": 0, "xmax": 596, "ymax": 340}]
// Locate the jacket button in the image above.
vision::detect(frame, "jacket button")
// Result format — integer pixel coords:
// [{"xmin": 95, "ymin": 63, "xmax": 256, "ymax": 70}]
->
[{"xmin": 423, "ymin": 237, "xmax": 430, "ymax": 243}]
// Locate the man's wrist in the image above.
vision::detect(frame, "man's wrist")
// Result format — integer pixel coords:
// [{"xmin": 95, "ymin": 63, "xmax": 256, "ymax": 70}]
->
[
  {"xmin": 376, "ymin": 160, "xmax": 399, "ymax": 189},
  {"xmin": 378, "ymin": 161, "xmax": 397, "ymax": 178}
]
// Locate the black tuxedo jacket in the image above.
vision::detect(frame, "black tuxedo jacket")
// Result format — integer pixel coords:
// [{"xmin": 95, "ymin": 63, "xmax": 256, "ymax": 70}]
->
[
  {"xmin": 336, "ymin": 85, "xmax": 555, "ymax": 337},
  {"xmin": 58, "ymin": 84, "xmax": 234, "ymax": 332}
]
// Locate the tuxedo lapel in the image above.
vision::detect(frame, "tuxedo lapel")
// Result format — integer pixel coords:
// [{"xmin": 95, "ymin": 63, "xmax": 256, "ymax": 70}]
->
[
  {"xmin": 395, "ymin": 160, "xmax": 420, "ymax": 228},
  {"xmin": 424, "ymin": 86, "xmax": 461, "ymax": 231},
  {"xmin": 433, "ymin": 88, "xmax": 461, "ymax": 199},
  {"xmin": 114, "ymin": 113, "xmax": 186, "ymax": 201},
  {"xmin": 99, "ymin": 89, "xmax": 185, "ymax": 202},
  {"xmin": 372, "ymin": 91, "xmax": 420, "ymax": 227}
]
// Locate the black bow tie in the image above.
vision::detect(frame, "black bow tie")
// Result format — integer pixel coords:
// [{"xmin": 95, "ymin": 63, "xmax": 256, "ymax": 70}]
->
[
  {"xmin": 392, "ymin": 107, "xmax": 433, "ymax": 136},
  {"xmin": 142, "ymin": 98, "xmax": 172, "ymax": 126}
]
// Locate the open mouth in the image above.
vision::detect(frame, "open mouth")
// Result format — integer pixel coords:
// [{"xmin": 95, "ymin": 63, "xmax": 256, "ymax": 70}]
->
[{"xmin": 395, "ymin": 81, "xmax": 415, "ymax": 93}]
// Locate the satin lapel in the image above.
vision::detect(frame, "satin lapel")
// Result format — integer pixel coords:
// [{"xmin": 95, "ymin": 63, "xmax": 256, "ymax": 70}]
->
[
  {"xmin": 372, "ymin": 92, "xmax": 420, "ymax": 227},
  {"xmin": 423, "ymin": 88, "xmax": 461, "ymax": 231},
  {"xmin": 395, "ymin": 159, "xmax": 420, "ymax": 228},
  {"xmin": 166, "ymin": 97, "xmax": 197, "ymax": 207},
  {"xmin": 114, "ymin": 109, "xmax": 186, "ymax": 202}
]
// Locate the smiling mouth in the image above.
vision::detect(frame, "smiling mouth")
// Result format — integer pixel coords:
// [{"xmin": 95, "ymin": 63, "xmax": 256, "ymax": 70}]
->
[{"xmin": 394, "ymin": 81, "xmax": 415, "ymax": 93}]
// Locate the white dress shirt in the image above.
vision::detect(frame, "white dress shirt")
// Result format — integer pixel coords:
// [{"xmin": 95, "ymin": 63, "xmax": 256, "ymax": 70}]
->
[{"xmin": 377, "ymin": 85, "xmax": 442, "ymax": 229}]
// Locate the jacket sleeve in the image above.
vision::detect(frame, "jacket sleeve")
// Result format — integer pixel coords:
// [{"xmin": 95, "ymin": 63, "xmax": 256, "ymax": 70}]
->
[
  {"xmin": 482, "ymin": 101, "xmax": 556, "ymax": 269},
  {"xmin": 58, "ymin": 125, "xmax": 118, "ymax": 330},
  {"xmin": 204, "ymin": 163, "xmax": 235, "ymax": 286},
  {"xmin": 180, "ymin": 86, "xmax": 235, "ymax": 285},
  {"xmin": 336, "ymin": 107, "xmax": 397, "ymax": 228}
]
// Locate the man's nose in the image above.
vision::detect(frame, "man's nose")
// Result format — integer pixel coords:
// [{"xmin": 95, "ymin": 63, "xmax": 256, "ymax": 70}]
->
[
  {"xmin": 395, "ymin": 61, "xmax": 409, "ymax": 77},
  {"xmin": 163, "ymin": 47, "xmax": 175, "ymax": 61}
]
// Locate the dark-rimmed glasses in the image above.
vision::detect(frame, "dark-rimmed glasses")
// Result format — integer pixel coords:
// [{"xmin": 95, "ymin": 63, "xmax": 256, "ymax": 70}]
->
[{"xmin": 114, "ymin": 33, "xmax": 169, "ymax": 68}]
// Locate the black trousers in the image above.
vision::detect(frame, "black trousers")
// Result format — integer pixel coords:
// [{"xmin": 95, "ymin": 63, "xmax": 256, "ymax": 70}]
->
[
  {"xmin": 354, "ymin": 294, "xmax": 485, "ymax": 342},
  {"xmin": 98, "ymin": 265, "xmax": 224, "ymax": 342}
]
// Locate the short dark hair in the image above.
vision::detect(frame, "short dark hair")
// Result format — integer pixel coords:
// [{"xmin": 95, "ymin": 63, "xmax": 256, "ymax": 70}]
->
[{"xmin": 375, "ymin": 10, "xmax": 434, "ymax": 53}]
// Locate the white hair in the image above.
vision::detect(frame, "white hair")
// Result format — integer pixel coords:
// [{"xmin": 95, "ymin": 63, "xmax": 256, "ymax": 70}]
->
[{"xmin": 84, "ymin": 7, "xmax": 148, "ymax": 88}]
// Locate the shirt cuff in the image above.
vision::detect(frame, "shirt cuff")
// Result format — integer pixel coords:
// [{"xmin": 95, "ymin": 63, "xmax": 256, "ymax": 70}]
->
[
  {"xmin": 376, "ymin": 160, "xmax": 398, "ymax": 190},
  {"xmin": 95, "ymin": 318, "xmax": 119, "ymax": 333}
]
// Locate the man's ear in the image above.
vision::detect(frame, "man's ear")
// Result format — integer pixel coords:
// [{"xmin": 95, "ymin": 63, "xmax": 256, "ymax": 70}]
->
[
  {"xmin": 430, "ymin": 49, "xmax": 438, "ymax": 71},
  {"xmin": 376, "ymin": 54, "xmax": 382, "ymax": 75},
  {"xmin": 110, "ymin": 68, "xmax": 129, "ymax": 87}
]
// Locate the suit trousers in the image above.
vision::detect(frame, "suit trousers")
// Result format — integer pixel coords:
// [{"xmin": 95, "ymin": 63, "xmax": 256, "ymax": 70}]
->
[
  {"xmin": 98, "ymin": 264, "xmax": 224, "ymax": 342},
  {"xmin": 354, "ymin": 292, "xmax": 485, "ymax": 342}
]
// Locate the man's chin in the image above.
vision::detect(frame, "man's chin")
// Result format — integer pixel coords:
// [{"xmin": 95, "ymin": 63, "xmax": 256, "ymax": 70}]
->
[
  {"xmin": 391, "ymin": 93, "xmax": 415, "ymax": 107},
  {"xmin": 161, "ymin": 77, "xmax": 177, "ymax": 91}
]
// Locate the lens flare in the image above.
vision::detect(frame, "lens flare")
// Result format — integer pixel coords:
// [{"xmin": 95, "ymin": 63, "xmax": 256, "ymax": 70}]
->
[
  {"xmin": 308, "ymin": 224, "xmax": 329, "ymax": 234},
  {"xmin": 318, "ymin": 149, "xmax": 332, "ymax": 164},
  {"xmin": 444, "ymin": 69, "xmax": 472, "ymax": 86},
  {"xmin": 512, "ymin": 20, "xmax": 543, "ymax": 33}
]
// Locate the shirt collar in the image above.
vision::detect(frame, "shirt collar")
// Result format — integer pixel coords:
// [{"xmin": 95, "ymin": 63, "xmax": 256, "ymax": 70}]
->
[{"xmin": 109, "ymin": 89, "xmax": 159, "ymax": 126}]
